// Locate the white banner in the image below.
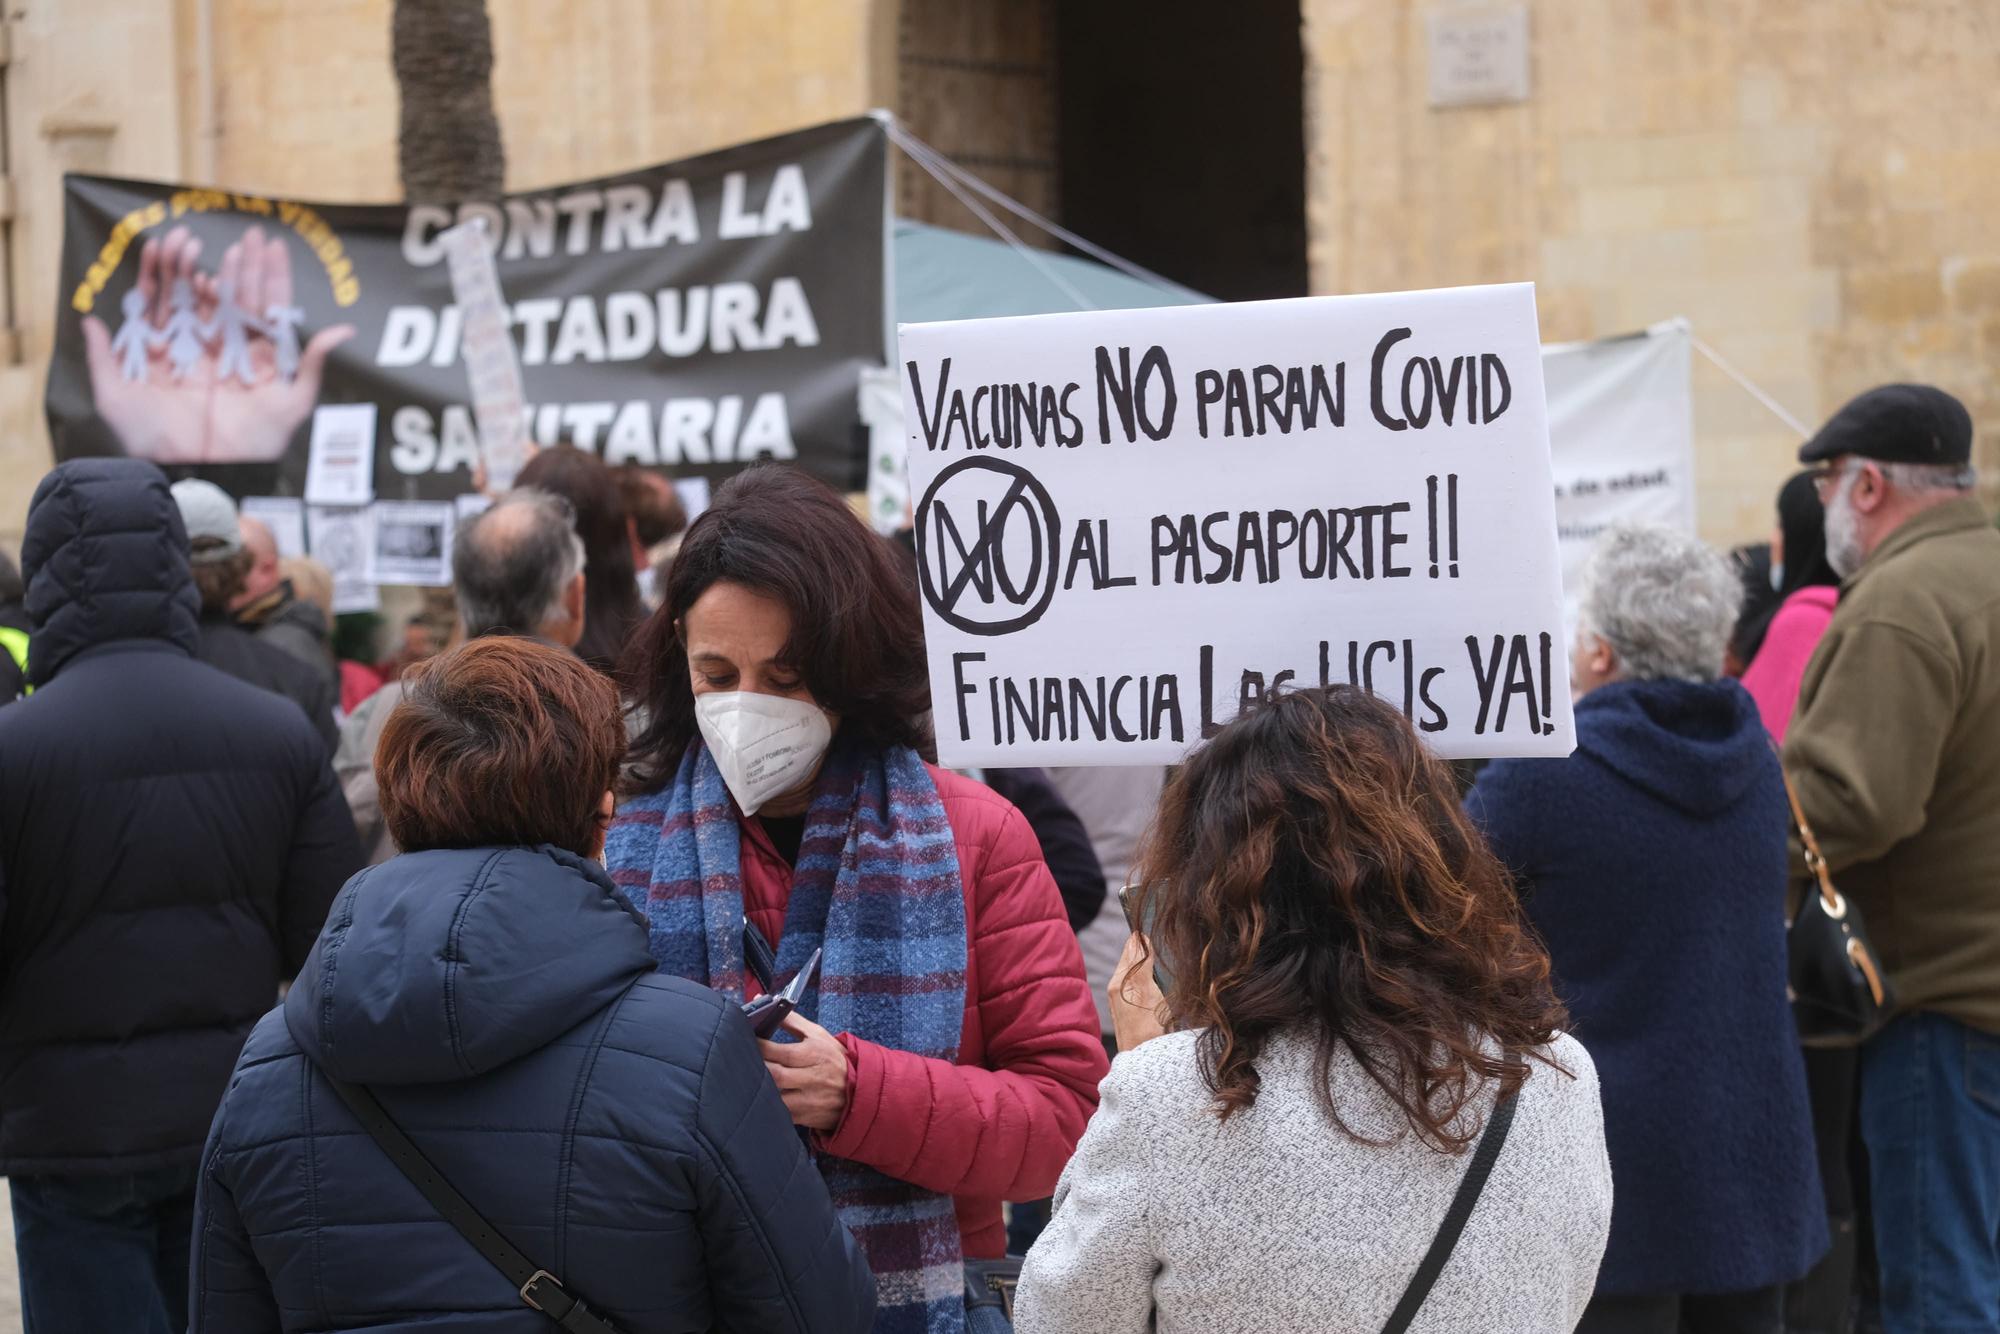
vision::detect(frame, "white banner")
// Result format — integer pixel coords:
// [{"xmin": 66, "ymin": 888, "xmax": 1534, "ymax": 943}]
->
[
  {"xmin": 898, "ymin": 283, "xmax": 1575, "ymax": 766},
  {"xmin": 1544, "ymin": 319, "xmax": 1695, "ymax": 621}
]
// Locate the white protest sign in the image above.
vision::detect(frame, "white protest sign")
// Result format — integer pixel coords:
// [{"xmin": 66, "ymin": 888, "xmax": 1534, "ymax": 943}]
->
[
  {"xmin": 897, "ymin": 283, "xmax": 1574, "ymax": 766},
  {"xmin": 438, "ymin": 218, "xmax": 530, "ymax": 492}
]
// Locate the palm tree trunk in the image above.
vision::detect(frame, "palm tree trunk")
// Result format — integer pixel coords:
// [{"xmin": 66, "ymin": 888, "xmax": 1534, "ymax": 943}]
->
[{"xmin": 391, "ymin": 0, "xmax": 506, "ymax": 204}]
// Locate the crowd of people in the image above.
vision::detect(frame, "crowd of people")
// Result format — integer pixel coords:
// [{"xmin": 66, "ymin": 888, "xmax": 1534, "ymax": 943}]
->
[{"xmin": 0, "ymin": 380, "xmax": 1992, "ymax": 1334}]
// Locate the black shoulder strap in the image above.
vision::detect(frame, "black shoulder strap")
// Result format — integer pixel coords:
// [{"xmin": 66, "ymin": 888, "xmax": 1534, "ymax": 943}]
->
[
  {"xmin": 321, "ymin": 1073, "xmax": 621, "ymax": 1334},
  {"xmin": 1379, "ymin": 1079, "xmax": 1522, "ymax": 1334}
]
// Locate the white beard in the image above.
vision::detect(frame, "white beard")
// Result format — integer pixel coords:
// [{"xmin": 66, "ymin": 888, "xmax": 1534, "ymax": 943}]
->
[{"xmin": 1824, "ymin": 471, "xmax": 1865, "ymax": 579}]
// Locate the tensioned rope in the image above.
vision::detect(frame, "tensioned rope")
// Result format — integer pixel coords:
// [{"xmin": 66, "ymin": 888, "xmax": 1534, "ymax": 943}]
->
[
  {"xmin": 886, "ymin": 119, "xmax": 1099, "ymax": 310},
  {"xmin": 1689, "ymin": 333, "xmax": 1811, "ymax": 438},
  {"xmin": 886, "ymin": 117, "xmax": 1196, "ymax": 296}
]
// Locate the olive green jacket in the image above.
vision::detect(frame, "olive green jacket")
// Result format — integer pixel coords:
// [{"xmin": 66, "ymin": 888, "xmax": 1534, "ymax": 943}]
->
[{"xmin": 1785, "ymin": 497, "xmax": 2000, "ymax": 1031}]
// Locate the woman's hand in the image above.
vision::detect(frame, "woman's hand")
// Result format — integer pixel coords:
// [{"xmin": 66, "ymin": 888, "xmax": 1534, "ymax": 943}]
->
[
  {"xmin": 1109, "ymin": 933, "xmax": 1169, "ymax": 1052},
  {"xmin": 759, "ymin": 1012, "xmax": 851, "ymax": 1131}
]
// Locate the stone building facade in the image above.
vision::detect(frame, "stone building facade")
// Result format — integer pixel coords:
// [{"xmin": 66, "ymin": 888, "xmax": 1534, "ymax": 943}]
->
[{"xmin": 2, "ymin": 0, "xmax": 1993, "ymax": 547}]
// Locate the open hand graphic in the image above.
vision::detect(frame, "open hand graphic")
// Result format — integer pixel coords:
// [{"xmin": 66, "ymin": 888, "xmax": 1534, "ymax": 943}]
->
[{"xmin": 82, "ymin": 224, "xmax": 357, "ymax": 464}]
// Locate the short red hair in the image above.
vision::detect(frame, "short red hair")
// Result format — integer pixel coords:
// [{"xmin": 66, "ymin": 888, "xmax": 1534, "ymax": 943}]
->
[{"xmin": 377, "ymin": 637, "xmax": 625, "ymax": 858}]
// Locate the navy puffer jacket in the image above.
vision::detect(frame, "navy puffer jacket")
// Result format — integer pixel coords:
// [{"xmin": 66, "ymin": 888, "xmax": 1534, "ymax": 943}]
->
[
  {"xmin": 191, "ymin": 845, "xmax": 875, "ymax": 1334},
  {"xmin": 0, "ymin": 458, "xmax": 359, "ymax": 1175}
]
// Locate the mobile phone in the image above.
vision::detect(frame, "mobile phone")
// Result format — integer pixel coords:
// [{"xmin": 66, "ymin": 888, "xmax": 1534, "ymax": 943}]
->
[
  {"xmin": 742, "ymin": 947, "xmax": 823, "ymax": 1039},
  {"xmin": 1116, "ymin": 883, "xmax": 1173, "ymax": 994}
]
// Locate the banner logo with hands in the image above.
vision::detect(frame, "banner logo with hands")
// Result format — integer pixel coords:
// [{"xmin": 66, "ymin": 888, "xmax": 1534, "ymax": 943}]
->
[{"xmin": 82, "ymin": 223, "xmax": 355, "ymax": 464}]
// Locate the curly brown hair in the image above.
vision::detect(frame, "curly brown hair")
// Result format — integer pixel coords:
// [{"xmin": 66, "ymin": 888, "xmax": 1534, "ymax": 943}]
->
[{"xmin": 1127, "ymin": 685, "xmax": 1566, "ymax": 1151}]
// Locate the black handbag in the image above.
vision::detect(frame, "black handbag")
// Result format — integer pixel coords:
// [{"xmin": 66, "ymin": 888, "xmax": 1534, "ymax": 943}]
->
[
  {"xmin": 1781, "ymin": 764, "xmax": 1895, "ymax": 1047},
  {"xmin": 320, "ymin": 1071, "xmax": 622, "ymax": 1334}
]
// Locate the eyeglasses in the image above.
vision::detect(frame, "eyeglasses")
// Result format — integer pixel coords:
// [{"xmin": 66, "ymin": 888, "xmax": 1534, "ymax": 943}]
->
[{"xmin": 1811, "ymin": 459, "xmax": 1863, "ymax": 500}]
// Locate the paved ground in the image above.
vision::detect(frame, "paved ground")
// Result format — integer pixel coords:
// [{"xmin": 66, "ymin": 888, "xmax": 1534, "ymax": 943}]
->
[{"xmin": 0, "ymin": 1186, "xmax": 18, "ymax": 1331}]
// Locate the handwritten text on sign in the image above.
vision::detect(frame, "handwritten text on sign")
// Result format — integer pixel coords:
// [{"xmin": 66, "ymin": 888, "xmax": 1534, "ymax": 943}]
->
[{"xmin": 897, "ymin": 283, "xmax": 1576, "ymax": 765}]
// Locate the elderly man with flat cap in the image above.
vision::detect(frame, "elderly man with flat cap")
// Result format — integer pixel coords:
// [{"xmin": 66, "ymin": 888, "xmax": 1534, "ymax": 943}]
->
[{"xmin": 1783, "ymin": 383, "xmax": 2000, "ymax": 1332}]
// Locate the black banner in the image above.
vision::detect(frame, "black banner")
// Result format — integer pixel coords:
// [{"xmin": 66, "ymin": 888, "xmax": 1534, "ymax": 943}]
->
[{"xmin": 47, "ymin": 116, "xmax": 887, "ymax": 500}]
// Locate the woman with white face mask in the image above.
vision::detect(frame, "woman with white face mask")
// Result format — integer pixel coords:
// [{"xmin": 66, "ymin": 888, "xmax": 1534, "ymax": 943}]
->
[{"xmin": 606, "ymin": 464, "xmax": 1110, "ymax": 1334}]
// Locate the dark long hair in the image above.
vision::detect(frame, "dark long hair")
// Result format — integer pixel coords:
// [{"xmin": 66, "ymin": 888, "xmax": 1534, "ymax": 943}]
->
[
  {"xmin": 1732, "ymin": 470, "xmax": 1841, "ymax": 668},
  {"xmin": 1128, "ymin": 685, "xmax": 1567, "ymax": 1151},
  {"xmin": 515, "ymin": 447, "xmax": 645, "ymax": 676},
  {"xmin": 620, "ymin": 465, "xmax": 934, "ymax": 794}
]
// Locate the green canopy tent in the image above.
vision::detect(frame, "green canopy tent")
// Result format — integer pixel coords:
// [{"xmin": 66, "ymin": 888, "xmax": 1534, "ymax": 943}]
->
[{"xmin": 891, "ymin": 217, "xmax": 1208, "ymax": 323}]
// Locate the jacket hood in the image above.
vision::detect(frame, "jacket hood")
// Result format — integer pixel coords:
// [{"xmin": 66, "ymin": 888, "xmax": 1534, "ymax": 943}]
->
[
  {"xmin": 1575, "ymin": 677, "xmax": 1769, "ymax": 817},
  {"xmin": 285, "ymin": 846, "xmax": 658, "ymax": 1085},
  {"xmin": 20, "ymin": 459, "xmax": 199, "ymax": 686}
]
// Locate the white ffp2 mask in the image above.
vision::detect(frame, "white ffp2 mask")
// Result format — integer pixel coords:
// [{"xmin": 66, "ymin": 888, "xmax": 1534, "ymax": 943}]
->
[{"xmin": 695, "ymin": 691, "xmax": 833, "ymax": 816}]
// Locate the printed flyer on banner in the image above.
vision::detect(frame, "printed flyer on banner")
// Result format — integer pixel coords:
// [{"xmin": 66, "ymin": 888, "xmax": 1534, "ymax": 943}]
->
[
  {"xmin": 898, "ymin": 283, "xmax": 1576, "ymax": 766},
  {"xmin": 305, "ymin": 504, "xmax": 377, "ymax": 614},
  {"xmin": 47, "ymin": 116, "xmax": 889, "ymax": 501},
  {"xmin": 368, "ymin": 500, "xmax": 454, "ymax": 586}
]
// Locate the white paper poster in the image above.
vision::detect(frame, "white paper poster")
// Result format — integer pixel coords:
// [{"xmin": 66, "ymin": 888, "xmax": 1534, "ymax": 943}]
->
[
  {"xmin": 439, "ymin": 219, "xmax": 530, "ymax": 492},
  {"xmin": 1542, "ymin": 319, "xmax": 1696, "ymax": 624},
  {"xmin": 860, "ymin": 364, "xmax": 909, "ymax": 534},
  {"xmin": 897, "ymin": 283, "xmax": 1574, "ymax": 766},
  {"xmin": 672, "ymin": 476, "xmax": 712, "ymax": 525},
  {"xmin": 306, "ymin": 504, "xmax": 378, "ymax": 613},
  {"xmin": 369, "ymin": 500, "xmax": 455, "ymax": 586},
  {"xmin": 303, "ymin": 403, "xmax": 378, "ymax": 506},
  {"xmin": 240, "ymin": 496, "xmax": 306, "ymax": 560}
]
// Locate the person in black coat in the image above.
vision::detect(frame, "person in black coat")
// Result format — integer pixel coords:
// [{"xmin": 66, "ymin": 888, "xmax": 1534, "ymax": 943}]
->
[
  {"xmin": 0, "ymin": 550, "xmax": 30, "ymax": 702},
  {"xmin": 0, "ymin": 458, "xmax": 362, "ymax": 1334},
  {"xmin": 193, "ymin": 635, "xmax": 876, "ymax": 1334},
  {"xmin": 981, "ymin": 767, "xmax": 1107, "ymax": 932},
  {"xmin": 171, "ymin": 478, "xmax": 339, "ymax": 755},
  {"xmin": 1467, "ymin": 524, "xmax": 1825, "ymax": 1334}
]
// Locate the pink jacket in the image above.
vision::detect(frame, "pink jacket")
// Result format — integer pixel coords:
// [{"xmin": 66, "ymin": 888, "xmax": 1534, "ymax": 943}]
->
[
  {"xmin": 1741, "ymin": 586, "xmax": 1839, "ymax": 742},
  {"xmin": 740, "ymin": 766, "xmax": 1109, "ymax": 1258}
]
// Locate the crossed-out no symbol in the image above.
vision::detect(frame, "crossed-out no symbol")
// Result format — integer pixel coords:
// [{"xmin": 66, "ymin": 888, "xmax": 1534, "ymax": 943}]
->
[{"xmin": 915, "ymin": 456, "xmax": 1063, "ymax": 636}]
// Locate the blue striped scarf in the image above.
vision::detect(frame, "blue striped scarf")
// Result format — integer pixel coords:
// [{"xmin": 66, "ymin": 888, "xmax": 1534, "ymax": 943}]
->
[{"xmin": 606, "ymin": 736, "xmax": 969, "ymax": 1334}]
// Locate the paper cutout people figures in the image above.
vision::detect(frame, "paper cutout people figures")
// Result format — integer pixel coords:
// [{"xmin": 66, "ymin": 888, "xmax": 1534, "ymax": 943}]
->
[
  {"xmin": 264, "ymin": 305, "xmax": 305, "ymax": 384},
  {"xmin": 203, "ymin": 277, "xmax": 263, "ymax": 387},
  {"xmin": 164, "ymin": 279, "xmax": 208, "ymax": 381},
  {"xmin": 109, "ymin": 287, "xmax": 165, "ymax": 383},
  {"xmin": 107, "ymin": 275, "xmax": 311, "ymax": 388}
]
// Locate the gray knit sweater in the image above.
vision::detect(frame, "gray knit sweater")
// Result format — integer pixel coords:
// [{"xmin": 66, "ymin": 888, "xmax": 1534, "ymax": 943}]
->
[{"xmin": 1014, "ymin": 1029, "xmax": 1612, "ymax": 1334}]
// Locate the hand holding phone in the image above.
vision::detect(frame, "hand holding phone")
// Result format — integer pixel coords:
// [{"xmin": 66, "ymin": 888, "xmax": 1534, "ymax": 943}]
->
[
  {"xmin": 741, "ymin": 947, "xmax": 823, "ymax": 1039},
  {"xmin": 1117, "ymin": 882, "xmax": 1173, "ymax": 994},
  {"xmin": 1108, "ymin": 914, "xmax": 1171, "ymax": 1051}
]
